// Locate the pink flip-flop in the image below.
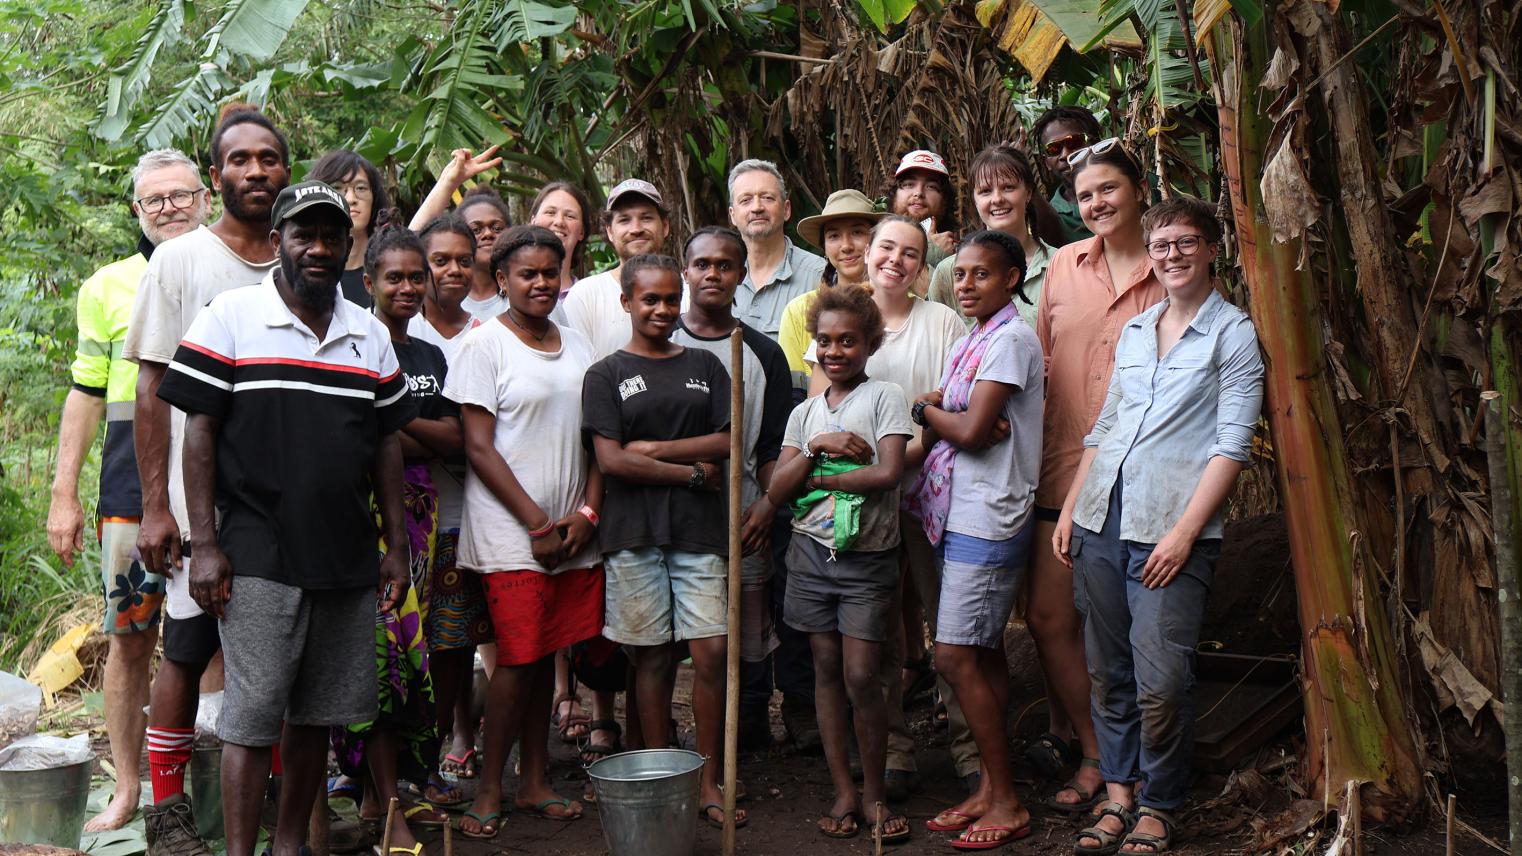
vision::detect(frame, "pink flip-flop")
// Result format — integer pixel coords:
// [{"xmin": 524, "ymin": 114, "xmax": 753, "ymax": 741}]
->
[
  {"xmin": 926, "ymin": 808, "xmax": 976, "ymax": 832},
  {"xmin": 950, "ymin": 824, "xmax": 1033, "ymax": 850}
]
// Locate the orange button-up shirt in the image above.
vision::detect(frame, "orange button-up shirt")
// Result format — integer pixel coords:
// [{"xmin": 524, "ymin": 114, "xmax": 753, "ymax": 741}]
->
[{"xmin": 1034, "ymin": 236, "xmax": 1166, "ymax": 509}]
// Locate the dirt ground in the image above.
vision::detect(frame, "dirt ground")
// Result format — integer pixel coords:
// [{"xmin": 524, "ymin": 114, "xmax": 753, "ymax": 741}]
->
[{"xmin": 78, "ymin": 514, "xmax": 1508, "ymax": 855}]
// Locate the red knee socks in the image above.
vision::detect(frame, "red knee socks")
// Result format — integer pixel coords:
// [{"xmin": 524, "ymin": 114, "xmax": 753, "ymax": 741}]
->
[{"xmin": 146, "ymin": 726, "xmax": 194, "ymax": 803}]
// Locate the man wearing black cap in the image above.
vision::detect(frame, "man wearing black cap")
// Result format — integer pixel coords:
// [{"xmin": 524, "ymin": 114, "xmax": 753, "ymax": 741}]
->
[{"xmin": 156, "ymin": 180, "xmax": 415, "ymax": 856}]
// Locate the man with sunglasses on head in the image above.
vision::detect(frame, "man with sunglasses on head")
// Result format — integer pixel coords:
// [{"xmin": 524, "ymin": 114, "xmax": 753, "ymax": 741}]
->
[
  {"xmin": 1031, "ymin": 106, "xmax": 1106, "ymax": 243},
  {"xmin": 46, "ymin": 148, "xmax": 210, "ymax": 835}
]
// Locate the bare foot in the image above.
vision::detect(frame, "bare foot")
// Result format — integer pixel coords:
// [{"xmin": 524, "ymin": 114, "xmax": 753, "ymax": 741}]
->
[
  {"xmin": 516, "ymin": 781, "xmax": 582, "ymax": 820},
  {"xmin": 956, "ymin": 803, "xmax": 1029, "ymax": 846},
  {"xmin": 83, "ymin": 786, "xmax": 139, "ymax": 832},
  {"xmin": 382, "ymin": 811, "xmax": 423, "ymax": 855}
]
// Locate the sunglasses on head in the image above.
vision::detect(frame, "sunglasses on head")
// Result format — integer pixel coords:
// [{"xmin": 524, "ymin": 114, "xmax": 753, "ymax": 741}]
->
[
  {"xmin": 1042, "ymin": 133, "xmax": 1091, "ymax": 157},
  {"xmin": 1065, "ymin": 137, "xmax": 1124, "ymax": 167}
]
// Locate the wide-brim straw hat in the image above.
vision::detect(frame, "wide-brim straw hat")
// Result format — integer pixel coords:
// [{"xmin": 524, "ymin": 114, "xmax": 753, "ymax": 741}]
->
[{"xmin": 796, "ymin": 189, "xmax": 885, "ymax": 252}]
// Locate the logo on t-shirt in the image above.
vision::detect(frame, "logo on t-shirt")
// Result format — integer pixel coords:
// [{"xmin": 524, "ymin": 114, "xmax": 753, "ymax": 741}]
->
[
  {"xmin": 618, "ymin": 374, "xmax": 648, "ymax": 401},
  {"xmin": 406, "ymin": 373, "xmax": 439, "ymax": 395},
  {"xmin": 685, "ymin": 377, "xmax": 710, "ymax": 394}
]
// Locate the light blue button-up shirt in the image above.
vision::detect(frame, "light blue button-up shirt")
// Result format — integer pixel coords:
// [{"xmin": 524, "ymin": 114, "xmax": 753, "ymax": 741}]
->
[
  {"xmin": 1072, "ymin": 289, "xmax": 1264, "ymax": 543},
  {"xmin": 733, "ymin": 238, "xmax": 828, "ymax": 340}
]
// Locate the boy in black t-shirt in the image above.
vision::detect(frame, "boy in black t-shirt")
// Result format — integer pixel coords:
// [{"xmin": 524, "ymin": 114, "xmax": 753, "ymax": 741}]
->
[{"xmin": 581, "ymin": 254, "xmax": 743, "ymax": 830}]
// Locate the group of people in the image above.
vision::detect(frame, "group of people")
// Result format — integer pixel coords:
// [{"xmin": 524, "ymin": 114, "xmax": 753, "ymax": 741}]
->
[{"xmin": 46, "ymin": 99, "xmax": 1263, "ymax": 856}]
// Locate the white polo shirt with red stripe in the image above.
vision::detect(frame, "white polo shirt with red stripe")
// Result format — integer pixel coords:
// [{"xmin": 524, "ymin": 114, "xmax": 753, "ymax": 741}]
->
[{"xmin": 156, "ymin": 272, "xmax": 416, "ymax": 591}]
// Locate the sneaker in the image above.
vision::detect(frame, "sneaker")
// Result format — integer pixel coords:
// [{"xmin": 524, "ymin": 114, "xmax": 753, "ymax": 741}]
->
[{"xmin": 145, "ymin": 794, "xmax": 214, "ymax": 856}]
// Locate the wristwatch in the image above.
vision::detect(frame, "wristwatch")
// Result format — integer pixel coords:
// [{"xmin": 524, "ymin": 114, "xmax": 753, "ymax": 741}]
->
[
  {"xmin": 688, "ymin": 462, "xmax": 708, "ymax": 489},
  {"xmin": 911, "ymin": 399, "xmax": 930, "ymax": 427}
]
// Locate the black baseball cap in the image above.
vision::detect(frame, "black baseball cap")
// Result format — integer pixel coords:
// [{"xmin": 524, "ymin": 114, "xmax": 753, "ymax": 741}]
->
[{"xmin": 271, "ymin": 180, "xmax": 353, "ymax": 228}]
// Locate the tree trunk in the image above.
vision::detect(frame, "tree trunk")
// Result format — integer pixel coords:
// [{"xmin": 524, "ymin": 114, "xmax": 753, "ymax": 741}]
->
[{"xmin": 1206, "ymin": 14, "xmax": 1424, "ymax": 823}]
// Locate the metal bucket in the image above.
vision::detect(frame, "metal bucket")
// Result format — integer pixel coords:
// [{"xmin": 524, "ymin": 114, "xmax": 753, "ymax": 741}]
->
[
  {"xmin": 585, "ymin": 749, "xmax": 704, "ymax": 856},
  {"xmin": 0, "ymin": 759, "xmax": 93, "ymax": 848},
  {"xmin": 188, "ymin": 745, "xmax": 224, "ymax": 840}
]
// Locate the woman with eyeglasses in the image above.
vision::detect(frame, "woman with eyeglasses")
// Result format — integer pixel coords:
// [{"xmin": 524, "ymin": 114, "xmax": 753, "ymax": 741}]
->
[
  {"xmin": 1053, "ymin": 196, "xmax": 1263, "ymax": 854},
  {"xmin": 310, "ymin": 150, "xmax": 392, "ymax": 309},
  {"xmin": 1023, "ymin": 138, "xmax": 1167, "ymax": 822}
]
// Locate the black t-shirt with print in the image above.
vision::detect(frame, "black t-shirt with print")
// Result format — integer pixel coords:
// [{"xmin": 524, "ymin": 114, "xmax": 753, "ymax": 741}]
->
[
  {"xmin": 393, "ymin": 336, "xmax": 457, "ymax": 422},
  {"xmin": 582, "ymin": 347, "xmax": 731, "ymax": 555}
]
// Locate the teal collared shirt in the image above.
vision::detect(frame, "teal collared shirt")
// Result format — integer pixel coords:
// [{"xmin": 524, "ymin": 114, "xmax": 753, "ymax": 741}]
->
[
  {"xmin": 1073, "ymin": 289, "xmax": 1264, "ymax": 543},
  {"xmin": 1050, "ymin": 189, "xmax": 1092, "ymax": 243},
  {"xmin": 734, "ymin": 238, "xmax": 828, "ymax": 340}
]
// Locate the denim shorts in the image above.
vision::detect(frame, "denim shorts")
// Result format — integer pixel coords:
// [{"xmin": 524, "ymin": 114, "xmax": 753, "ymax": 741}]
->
[
  {"xmin": 603, "ymin": 547, "xmax": 728, "ymax": 646},
  {"xmin": 935, "ymin": 523, "xmax": 1034, "ymax": 649}
]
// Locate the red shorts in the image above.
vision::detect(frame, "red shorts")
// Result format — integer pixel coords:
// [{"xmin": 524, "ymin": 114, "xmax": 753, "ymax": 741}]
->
[{"xmin": 480, "ymin": 566, "xmax": 604, "ymax": 666}]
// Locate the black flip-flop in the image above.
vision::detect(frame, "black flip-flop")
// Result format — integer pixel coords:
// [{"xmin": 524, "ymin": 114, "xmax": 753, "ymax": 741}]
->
[
  {"xmin": 819, "ymin": 809, "xmax": 861, "ymax": 839},
  {"xmin": 700, "ymin": 802, "xmax": 749, "ymax": 830}
]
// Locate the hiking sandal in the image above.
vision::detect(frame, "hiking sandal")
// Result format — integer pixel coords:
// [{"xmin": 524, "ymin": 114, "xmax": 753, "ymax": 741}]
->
[
  {"xmin": 579, "ymin": 718, "xmax": 623, "ymax": 766},
  {"xmin": 1119, "ymin": 806, "xmax": 1176, "ymax": 853},
  {"xmin": 1075, "ymin": 801, "xmax": 1136, "ymax": 856},
  {"xmin": 1046, "ymin": 758, "xmax": 1103, "ymax": 813}
]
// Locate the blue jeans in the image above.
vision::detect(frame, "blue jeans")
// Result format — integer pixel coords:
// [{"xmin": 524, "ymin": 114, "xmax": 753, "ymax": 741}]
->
[{"xmin": 1071, "ymin": 486, "xmax": 1219, "ymax": 810}]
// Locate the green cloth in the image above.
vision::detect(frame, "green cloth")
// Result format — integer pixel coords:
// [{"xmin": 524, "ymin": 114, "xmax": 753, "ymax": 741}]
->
[
  {"xmin": 790, "ymin": 458, "xmax": 868, "ymax": 551},
  {"xmin": 1050, "ymin": 189, "xmax": 1092, "ymax": 243}
]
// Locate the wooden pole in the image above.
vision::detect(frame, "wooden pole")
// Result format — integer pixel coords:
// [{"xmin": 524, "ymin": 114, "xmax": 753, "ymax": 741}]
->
[
  {"xmin": 722, "ymin": 328, "xmax": 745, "ymax": 855},
  {"xmin": 380, "ymin": 797, "xmax": 397, "ymax": 856},
  {"xmin": 1446, "ymin": 792, "xmax": 1457, "ymax": 856},
  {"xmin": 1484, "ymin": 391, "xmax": 1522, "ymax": 856}
]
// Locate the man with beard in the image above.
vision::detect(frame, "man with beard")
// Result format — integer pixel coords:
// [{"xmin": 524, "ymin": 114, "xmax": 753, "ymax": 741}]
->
[
  {"xmin": 157, "ymin": 180, "xmax": 413, "ymax": 856},
  {"xmin": 725, "ymin": 161, "xmax": 827, "ymax": 754},
  {"xmin": 46, "ymin": 148, "xmax": 210, "ymax": 834},
  {"xmin": 1032, "ymin": 105, "xmax": 1104, "ymax": 244},
  {"xmin": 726, "ymin": 160, "xmax": 826, "ymax": 341},
  {"xmin": 561, "ymin": 178, "xmax": 671, "ymax": 360},
  {"xmin": 123, "ymin": 106, "xmax": 289, "ymax": 856}
]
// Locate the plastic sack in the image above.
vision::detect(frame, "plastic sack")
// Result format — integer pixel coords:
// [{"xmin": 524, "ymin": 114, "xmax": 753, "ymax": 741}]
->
[
  {"xmin": 0, "ymin": 669, "xmax": 42, "ymax": 748},
  {"xmin": 0, "ymin": 733, "xmax": 92, "ymax": 771},
  {"xmin": 193, "ymin": 691, "xmax": 223, "ymax": 747}
]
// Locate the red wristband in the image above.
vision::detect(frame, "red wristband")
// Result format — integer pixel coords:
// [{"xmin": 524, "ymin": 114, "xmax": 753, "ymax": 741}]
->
[{"xmin": 577, "ymin": 504, "xmax": 600, "ymax": 527}]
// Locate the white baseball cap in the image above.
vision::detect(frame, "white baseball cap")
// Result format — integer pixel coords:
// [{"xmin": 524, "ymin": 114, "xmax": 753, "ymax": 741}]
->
[
  {"xmin": 605, "ymin": 178, "xmax": 664, "ymax": 211},
  {"xmin": 894, "ymin": 150, "xmax": 949, "ymax": 177}
]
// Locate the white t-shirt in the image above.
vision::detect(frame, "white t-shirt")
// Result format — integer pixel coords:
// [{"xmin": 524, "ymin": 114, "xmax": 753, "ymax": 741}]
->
[
  {"xmin": 460, "ymin": 291, "xmax": 506, "ymax": 322},
  {"xmin": 122, "ymin": 226, "xmax": 278, "ymax": 619},
  {"xmin": 443, "ymin": 320, "xmax": 599, "ymax": 574},
  {"xmin": 408, "ymin": 313, "xmax": 482, "ymax": 529},
  {"xmin": 805, "ymin": 298, "xmax": 966, "ymax": 484},
  {"xmin": 559, "ymin": 270, "xmax": 629, "ymax": 360}
]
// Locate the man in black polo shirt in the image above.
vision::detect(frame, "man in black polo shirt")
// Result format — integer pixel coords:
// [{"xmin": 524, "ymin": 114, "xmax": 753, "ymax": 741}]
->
[{"xmin": 157, "ymin": 181, "xmax": 414, "ymax": 856}]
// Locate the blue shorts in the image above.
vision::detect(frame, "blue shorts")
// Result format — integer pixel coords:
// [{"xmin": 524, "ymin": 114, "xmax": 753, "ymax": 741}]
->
[
  {"xmin": 935, "ymin": 522, "xmax": 1034, "ymax": 649},
  {"xmin": 602, "ymin": 547, "xmax": 727, "ymax": 646}
]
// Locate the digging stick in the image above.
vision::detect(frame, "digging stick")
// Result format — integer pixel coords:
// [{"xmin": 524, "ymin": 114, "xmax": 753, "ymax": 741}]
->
[
  {"xmin": 1483, "ymin": 392, "xmax": 1522, "ymax": 856},
  {"xmin": 722, "ymin": 328, "xmax": 745, "ymax": 855}
]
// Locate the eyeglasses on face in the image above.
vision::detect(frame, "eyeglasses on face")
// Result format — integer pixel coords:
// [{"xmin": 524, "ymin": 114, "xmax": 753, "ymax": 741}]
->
[
  {"xmin": 333, "ymin": 181, "xmax": 373, "ymax": 200},
  {"xmin": 135, "ymin": 188, "xmax": 205, "ymax": 214},
  {"xmin": 1146, "ymin": 235, "xmax": 1206, "ymax": 259},
  {"xmin": 1043, "ymin": 133, "xmax": 1091, "ymax": 157}
]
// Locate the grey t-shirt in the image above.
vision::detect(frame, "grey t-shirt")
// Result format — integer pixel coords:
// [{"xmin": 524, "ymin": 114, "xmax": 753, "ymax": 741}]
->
[
  {"xmin": 782, "ymin": 380, "xmax": 914, "ymax": 552},
  {"xmin": 946, "ymin": 318, "xmax": 1045, "ymax": 539},
  {"xmin": 734, "ymin": 239, "xmax": 828, "ymax": 339}
]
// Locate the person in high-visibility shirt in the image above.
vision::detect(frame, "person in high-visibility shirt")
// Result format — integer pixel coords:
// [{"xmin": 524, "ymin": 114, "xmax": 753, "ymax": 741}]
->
[{"xmin": 46, "ymin": 148, "xmax": 211, "ymax": 832}]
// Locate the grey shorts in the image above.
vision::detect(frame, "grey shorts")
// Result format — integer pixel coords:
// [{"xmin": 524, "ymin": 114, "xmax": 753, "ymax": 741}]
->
[
  {"xmin": 783, "ymin": 536, "xmax": 898, "ymax": 642},
  {"xmin": 935, "ymin": 524, "xmax": 1034, "ymax": 649},
  {"xmin": 218, "ymin": 576, "xmax": 377, "ymax": 746}
]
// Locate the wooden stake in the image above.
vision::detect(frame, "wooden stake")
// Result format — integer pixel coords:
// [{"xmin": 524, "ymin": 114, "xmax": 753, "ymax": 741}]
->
[
  {"xmin": 1483, "ymin": 391, "xmax": 1522, "ymax": 856},
  {"xmin": 380, "ymin": 797, "xmax": 397, "ymax": 856},
  {"xmin": 443, "ymin": 811, "xmax": 453, "ymax": 856},
  {"xmin": 721, "ymin": 328, "xmax": 745, "ymax": 856},
  {"xmin": 1445, "ymin": 793, "xmax": 1456, "ymax": 856}
]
